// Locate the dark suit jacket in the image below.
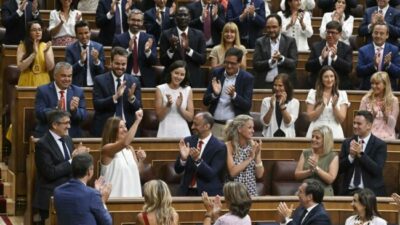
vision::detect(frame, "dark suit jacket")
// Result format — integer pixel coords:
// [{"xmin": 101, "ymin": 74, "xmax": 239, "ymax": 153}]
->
[
  {"xmin": 92, "ymin": 72, "xmax": 142, "ymax": 137},
  {"xmin": 187, "ymin": 1, "xmax": 225, "ymax": 47},
  {"xmin": 359, "ymin": 6, "xmax": 400, "ymax": 44},
  {"xmin": 226, "ymin": 0, "xmax": 266, "ymax": 48},
  {"xmin": 339, "ymin": 134, "xmax": 387, "ymax": 196},
  {"xmin": 54, "ymin": 179, "xmax": 112, "ymax": 225},
  {"xmin": 356, "ymin": 42, "xmax": 400, "ymax": 90},
  {"xmin": 253, "ymin": 34, "xmax": 298, "ymax": 88},
  {"xmin": 112, "ymin": 31, "xmax": 158, "ymax": 87},
  {"xmin": 33, "ymin": 132, "xmax": 74, "ymax": 210},
  {"xmin": 1, "ymin": 0, "xmax": 41, "ymax": 44},
  {"xmin": 144, "ymin": 7, "xmax": 175, "ymax": 44},
  {"xmin": 289, "ymin": 204, "xmax": 332, "ymax": 225},
  {"xmin": 203, "ymin": 67, "xmax": 254, "ymax": 116},
  {"xmin": 35, "ymin": 82, "xmax": 87, "ymax": 138},
  {"xmin": 174, "ymin": 135, "xmax": 227, "ymax": 196},
  {"xmin": 96, "ymin": 0, "xmax": 137, "ymax": 46},
  {"xmin": 159, "ymin": 27, "xmax": 207, "ymax": 87},
  {"xmin": 305, "ymin": 40, "xmax": 353, "ymax": 89},
  {"xmin": 65, "ymin": 41, "xmax": 105, "ymax": 87}
]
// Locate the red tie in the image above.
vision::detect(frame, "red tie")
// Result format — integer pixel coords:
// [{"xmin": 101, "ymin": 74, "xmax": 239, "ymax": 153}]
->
[
  {"xmin": 59, "ymin": 90, "xmax": 66, "ymax": 111},
  {"xmin": 133, "ymin": 35, "xmax": 139, "ymax": 74},
  {"xmin": 190, "ymin": 140, "xmax": 204, "ymax": 187}
]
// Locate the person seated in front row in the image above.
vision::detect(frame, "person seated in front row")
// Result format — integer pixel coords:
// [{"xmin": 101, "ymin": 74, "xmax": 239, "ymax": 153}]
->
[
  {"xmin": 202, "ymin": 181, "xmax": 252, "ymax": 225},
  {"xmin": 155, "ymin": 60, "xmax": 194, "ymax": 138},
  {"xmin": 295, "ymin": 125, "xmax": 339, "ymax": 196},
  {"xmin": 260, "ymin": 73, "xmax": 299, "ymax": 137}
]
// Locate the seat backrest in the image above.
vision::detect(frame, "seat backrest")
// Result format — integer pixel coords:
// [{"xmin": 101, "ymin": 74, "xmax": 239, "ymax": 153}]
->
[
  {"xmin": 295, "ymin": 112, "xmax": 310, "ymax": 137},
  {"xmin": 271, "ymin": 161, "xmax": 302, "ymax": 195},
  {"xmin": 141, "ymin": 109, "xmax": 159, "ymax": 137},
  {"xmin": 250, "ymin": 111, "xmax": 263, "ymax": 137},
  {"xmin": 158, "ymin": 162, "xmax": 182, "ymax": 196}
]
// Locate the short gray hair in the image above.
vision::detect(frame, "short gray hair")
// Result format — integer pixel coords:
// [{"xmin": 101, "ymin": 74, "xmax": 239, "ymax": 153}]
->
[{"xmin": 53, "ymin": 61, "xmax": 72, "ymax": 78}]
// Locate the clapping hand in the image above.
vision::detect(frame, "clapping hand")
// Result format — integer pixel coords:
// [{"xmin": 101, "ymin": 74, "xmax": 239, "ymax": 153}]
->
[
  {"xmin": 136, "ymin": 147, "xmax": 146, "ymax": 162},
  {"xmin": 179, "ymin": 139, "xmax": 190, "ymax": 161},
  {"xmin": 277, "ymin": 202, "xmax": 294, "ymax": 222},
  {"xmin": 135, "ymin": 108, "xmax": 143, "ymax": 121},
  {"xmin": 384, "ymin": 52, "xmax": 392, "ymax": 67},
  {"xmin": 70, "ymin": 96, "xmax": 80, "ymax": 112},
  {"xmin": 176, "ymin": 92, "xmax": 183, "ymax": 108},
  {"xmin": 144, "ymin": 38, "xmax": 153, "ymax": 53},
  {"xmin": 166, "ymin": 94, "xmax": 173, "ymax": 107},
  {"xmin": 225, "ymin": 85, "xmax": 235, "ymax": 98},
  {"xmin": 169, "ymin": 34, "xmax": 180, "ymax": 50},
  {"xmin": 127, "ymin": 83, "xmax": 137, "ymax": 100},
  {"xmin": 72, "ymin": 142, "xmax": 90, "ymax": 158},
  {"xmin": 211, "ymin": 77, "xmax": 222, "ymax": 96}
]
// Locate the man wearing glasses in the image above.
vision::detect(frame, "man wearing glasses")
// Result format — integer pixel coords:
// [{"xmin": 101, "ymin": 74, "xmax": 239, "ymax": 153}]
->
[
  {"xmin": 34, "ymin": 61, "xmax": 87, "ymax": 138},
  {"xmin": 203, "ymin": 47, "xmax": 254, "ymax": 139},
  {"xmin": 305, "ymin": 20, "xmax": 353, "ymax": 89}
]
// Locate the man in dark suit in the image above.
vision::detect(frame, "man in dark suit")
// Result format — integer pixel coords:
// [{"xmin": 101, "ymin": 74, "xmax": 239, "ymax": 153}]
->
[
  {"xmin": 92, "ymin": 47, "xmax": 142, "ymax": 137},
  {"xmin": 1, "ymin": 0, "xmax": 41, "ymax": 44},
  {"xmin": 253, "ymin": 14, "xmax": 297, "ymax": 89},
  {"xmin": 366, "ymin": 0, "xmax": 400, "ymax": 10},
  {"xmin": 144, "ymin": 0, "xmax": 175, "ymax": 44},
  {"xmin": 278, "ymin": 179, "xmax": 332, "ymax": 225},
  {"xmin": 34, "ymin": 110, "xmax": 89, "ymax": 224},
  {"xmin": 226, "ymin": 0, "xmax": 266, "ymax": 48},
  {"xmin": 35, "ymin": 62, "xmax": 87, "ymax": 138},
  {"xmin": 357, "ymin": 22, "xmax": 400, "ymax": 90},
  {"xmin": 54, "ymin": 153, "xmax": 112, "ymax": 225},
  {"xmin": 66, "ymin": 20, "xmax": 105, "ymax": 87},
  {"xmin": 203, "ymin": 47, "xmax": 254, "ymax": 139},
  {"xmin": 96, "ymin": 0, "xmax": 138, "ymax": 46},
  {"xmin": 113, "ymin": 9, "xmax": 158, "ymax": 87},
  {"xmin": 159, "ymin": 6, "xmax": 207, "ymax": 88},
  {"xmin": 174, "ymin": 112, "xmax": 227, "ymax": 196},
  {"xmin": 359, "ymin": 0, "xmax": 400, "ymax": 45},
  {"xmin": 305, "ymin": 21, "xmax": 353, "ymax": 89},
  {"xmin": 339, "ymin": 110, "xmax": 387, "ymax": 196},
  {"xmin": 187, "ymin": 0, "xmax": 225, "ymax": 47}
]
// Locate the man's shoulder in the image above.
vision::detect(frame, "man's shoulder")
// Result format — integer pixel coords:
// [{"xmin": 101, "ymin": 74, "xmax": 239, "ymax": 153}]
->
[
  {"xmin": 91, "ymin": 41, "xmax": 104, "ymax": 49},
  {"xmin": 69, "ymin": 84, "xmax": 85, "ymax": 93},
  {"xmin": 238, "ymin": 69, "xmax": 254, "ymax": 79},
  {"xmin": 370, "ymin": 134, "xmax": 387, "ymax": 147},
  {"xmin": 37, "ymin": 82, "xmax": 53, "ymax": 92},
  {"xmin": 187, "ymin": 1, "xmax": 200, "ymax": 9},
  {"xmin": 94, "ymin": 72, "xmax": 111, "ymax": 82}
]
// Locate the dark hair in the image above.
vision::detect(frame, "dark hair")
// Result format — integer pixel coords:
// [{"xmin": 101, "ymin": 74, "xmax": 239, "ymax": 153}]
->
[
  {"xmin": 273, "ymin": 73, "xmax": 293, "ymax": 102},
  {"xmin": 56, "ymin": 0, "xmax": 77, "ymax": 11},
  {"xmin": 74, "ymin": 20, "xmax": 90, "ymax": 33},
  {"xmin": 22, "ymin": 20, "xmax": 43, "ymax": 68},
  {"xmin": 334, "ymin": 0, "xmax": 350, "ymax": 20},
  {"xmin": 304, "ymin": 179, "xmax": 324, "ymax": 204},
  {"xmin": 101, "ymin": 117, "xmax": 122, "ymax": 147},
  {"xmin": 314, "ymin": 66, "xmax": 340, "ymax": 108},
  {"xmin": 71, "ymin": 153, "xmax": 93, "ymax": 179},
  {"xmin": 197, "ymin": 112, "xmax": 214, "ymax": 129},
  {"xmin": 111, "ymin": 46, "xmax": 129, "ymax": 61},
  {"xmin": 326, "ymin": 20, "xmax": 342, "ymax": 33},
  {"xmin": 165, "ymin": 60, "xmax": 190, "ymax": 87},
  {"xmin": 223, "ymin": 182, "xmax": 252, "ymax": 218},
  {"xmin": 355, "ymin": 110, "xmax": 374, "ymax": 124},
  {"xmin": 355, "ymin": 188, "xmax": 380, "ymax": 221},
  {"xmin": 283, "ymin": 0, "xmax": 304, "ymax": 18},
  {"xmin": 266, "ymin": 14, "xmax": 282, "ymax": 27},
  {"xmin": 47, "ymin": 109, "xmax": 71, "ymax": 129},
  {"xmin": 224, "ymin": 47, "xmax": 243, "ymax": 63},
  {"xmin": 371, "ymin": 22, "xmax": 389, "ymax": 34}
]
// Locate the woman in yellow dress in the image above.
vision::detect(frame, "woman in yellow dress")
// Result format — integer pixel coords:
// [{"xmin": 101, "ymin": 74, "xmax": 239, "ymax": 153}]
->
[{"xmin": 17, "ymin": 21, "xmax": 54, "ymax": 87}]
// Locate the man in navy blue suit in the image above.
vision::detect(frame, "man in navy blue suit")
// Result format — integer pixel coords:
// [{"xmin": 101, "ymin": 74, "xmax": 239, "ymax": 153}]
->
[
  {"xmin": 35, "ymin": 62, "xmax": 87, "ymax": 138},
  {"xmin": 1, "ymin": 0, "xmax": 41, "ymax": 44},
  {"xmin": 91, "ymin": 47, "xmax": 142, "ymax": 137},
  {"xmin": 113, "ymin": 9, "xmax": 158, "ymax": 87},
  {"xmin": 226, "ymin": 0, "xmax": 266, "ymax": 48},
  {"xmin": 187, "ymin": 0, "xmax": 225, "ymax": 48},
  {"xmin": 203, "ymin": 47, "xmax": 254, "ymax": 139},
  {"xmin": 339, "ymin": 110, "xmax": 387, "ymax": 196},
  {"xmin": 54, "ymin": 153, "xmax": 112, "ymax": 225},
  {"xmin": 144, "ymin": 0, "xmax": 175, "ymax": 44},
  {"xmin": 357, "ymin": 22, "xmax": 400, "ymax": 90},
  {"xmin": 174, "ymin": 112, "xmax": 227, "ymax": 196},
  {"xmin": 359, "ymin": 0, "xmax": 400, "ymax": 45},
  {"xmin": 66, "ymin": 20, "xmax": 105, "ymax": 87},
  {"xmin": 278, "ymin": 179, "xmax": 332, "ymax": 225}
]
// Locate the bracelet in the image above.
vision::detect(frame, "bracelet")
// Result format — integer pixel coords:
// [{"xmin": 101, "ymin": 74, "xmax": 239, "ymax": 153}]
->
[
  {"xmin": 255, "ymin": 162, "xmax": 263, "ymax": 168},
  {"xmin": 280, "ymin": 106, "xmax": 287, "ymax": 111},
  {"xmin": 204, "ymin": 213, "xmax": 212, "ymax": 218}
]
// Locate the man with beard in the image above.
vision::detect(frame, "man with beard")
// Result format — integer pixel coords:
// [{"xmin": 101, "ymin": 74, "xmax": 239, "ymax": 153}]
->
[
  {"xmin": 174, "ymin": 112, "xmax": 227, "ymax": 196},
  {"xmin": 253, "ymin": 14, "xmax": 297, "ymax": 89}
]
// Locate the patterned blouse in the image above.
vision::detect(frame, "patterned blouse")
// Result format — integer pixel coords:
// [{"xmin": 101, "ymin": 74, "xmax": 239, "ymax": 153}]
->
[{"xmin": 232, "ymin": 144, "xmax": 257, "ymax": 196}]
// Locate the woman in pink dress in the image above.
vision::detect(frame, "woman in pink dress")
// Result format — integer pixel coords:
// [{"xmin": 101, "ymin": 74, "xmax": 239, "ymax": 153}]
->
[{"xmin": 359, "ymin": 71, "xmax": 399, "ymax": 140}]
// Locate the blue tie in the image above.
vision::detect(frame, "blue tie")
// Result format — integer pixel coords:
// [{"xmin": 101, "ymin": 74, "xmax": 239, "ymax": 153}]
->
[
  {"xmin": 115, "ymin": 78, "xmax": 123, "ymax": 117},
  {"xmin": 59, "ymin": 138, "xmax": 70, "ymax": 160}
]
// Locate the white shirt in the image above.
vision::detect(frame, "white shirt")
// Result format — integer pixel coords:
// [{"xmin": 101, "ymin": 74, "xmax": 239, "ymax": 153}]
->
[
  {"xmin": 266, "ymin": 35, "xmax": 281, "ymax": 82},
  {"xmin": 213, "ymin": 71, "xmax": 238, "ymax": 121},
  {"xmin": 49, "ymin": 9, "xmax": 82, "ymax": 38},
  {"xmin": 49, "ymin": 130, "xmax": 71, "ymax": 162},
  {"xmin": 278, "ymin": 11, "xmax": 313, "ymax": 51}
]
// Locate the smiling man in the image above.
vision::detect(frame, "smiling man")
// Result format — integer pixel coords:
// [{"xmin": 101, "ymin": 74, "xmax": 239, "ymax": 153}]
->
[{"xmin": 34, "ymin": 62, "xmax": 87, "ymax": 138}]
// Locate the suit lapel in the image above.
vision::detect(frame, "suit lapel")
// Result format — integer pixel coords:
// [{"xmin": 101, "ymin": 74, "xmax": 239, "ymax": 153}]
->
[
  {"xmin": 66, "ymin": 86, "xmax": 73, "ymax": 111},
  {"xmin": 301, "ymin": 204, "xmax": 320, "ymax": 225},
  {"xmin": 201, "ymin": 136, "xmax": 214, "ymax": 160},
  {"xmin": 364, "ymin": 135, "xmax": 375, "ymax": 155},
  {"xmin": 46, "ymin": 132, "xmax": 65, "ymax": 161}
]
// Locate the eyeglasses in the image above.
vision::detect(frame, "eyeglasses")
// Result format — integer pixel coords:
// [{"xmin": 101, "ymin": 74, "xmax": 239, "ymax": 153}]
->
[
  {"xmin": 223, "ymin": 61, "xmax": 239, "ymax": 66},
  {"xmin": 57, "ymin": 120, "xmax": 71, "ymax": 125},
  {"xmin": 326, "ymin": 31, "xmax": 339, "ymax": 35}
]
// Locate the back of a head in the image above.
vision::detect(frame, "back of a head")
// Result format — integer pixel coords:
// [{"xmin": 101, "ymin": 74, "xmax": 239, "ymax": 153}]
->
[
  {"xmin": 223, "ymin": 181, "xmax": 252, "ymax": 218},
  {"xmin": 143, "ymin": 180, "xmax": 175, "ymax": 225},
  {"xmin": 71, "ymin": 153, "xmax": 93, "ymax": 179},
  {"xmin": 356, "ymin": 188, "xmax": 380, "ymax": 220}
]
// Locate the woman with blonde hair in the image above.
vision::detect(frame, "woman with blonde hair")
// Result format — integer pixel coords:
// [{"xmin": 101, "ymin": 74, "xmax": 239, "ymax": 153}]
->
[
  {"xmin": 136, "ymin": 180, "xmax": 179, "ymax": 225},
  {"xmin": 209, "ymin": 22, "xmax": 247, "ymax": 69},
  {"xmin": 100, "ymin": 109, "xmax": 146, "ymax": 197},
  {"xmin": 225, "ymin": 115, "xmax": 264, "ymax": 196},
  {"xmin": 359, "ymin": 71, "xmax": 399, "ymax": 140},
  {"xmin": 295, "ymin": 125, "xmax": 338, "ymax": 196}
]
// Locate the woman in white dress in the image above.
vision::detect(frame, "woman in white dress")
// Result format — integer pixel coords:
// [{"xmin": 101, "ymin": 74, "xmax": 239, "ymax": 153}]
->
[
  {"xmin": 319, "ymin": 0, "xmax": 354, "ymax": 45},
  {"xmin": 260, "ymin": 73, "xmax": 299, "ymax": 137},
  {"xmin": 155, "ymin": 60, "xmax": 194, "ymax": 137},
  {"xmin": 305, "ymin": 66, "xmax": 350, "ymax": 138},
  {"xmin": 100, "ymin": 109, "xmax": 146, "ymax": 197},
  {"xmin": 278, "ymin": 0, "xmax": 313, "ymax": 51},
  {"xmin": 345, "ymin": 188, "xmax": 387, "ymax": 225}
]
